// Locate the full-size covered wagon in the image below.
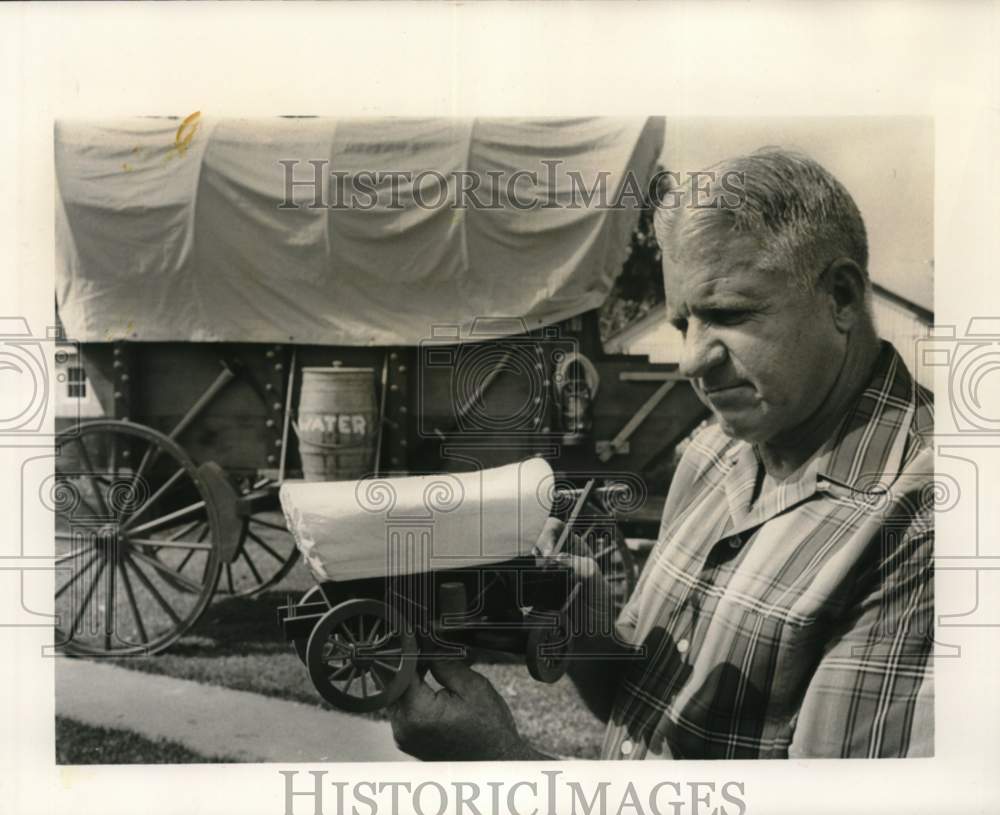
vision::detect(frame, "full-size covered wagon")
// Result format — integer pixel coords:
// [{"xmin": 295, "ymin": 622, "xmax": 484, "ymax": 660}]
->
[{"xmin": 53, "ymin": 115, "xmax": 709, "ymax": 657}]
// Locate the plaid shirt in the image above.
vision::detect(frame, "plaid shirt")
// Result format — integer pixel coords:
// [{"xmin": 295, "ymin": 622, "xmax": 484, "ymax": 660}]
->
[{"xmin": 602, "ymin": 342, "xmax": 934, "ymax": 759}]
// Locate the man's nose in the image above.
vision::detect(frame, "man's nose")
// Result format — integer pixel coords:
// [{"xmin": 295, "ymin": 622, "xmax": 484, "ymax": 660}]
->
[{"xmin": 678, "ymin": 323, "xmax": 726, "ymax": 380}]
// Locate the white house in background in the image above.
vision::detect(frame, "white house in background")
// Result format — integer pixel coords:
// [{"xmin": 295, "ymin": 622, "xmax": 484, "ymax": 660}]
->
[
  {"xmin": 55, "ymin": 342, "xmax": 105, "ymax": 419},
  {"xmin": 604, "ymin": 282, "xmax": 934, "ymax": 392}
]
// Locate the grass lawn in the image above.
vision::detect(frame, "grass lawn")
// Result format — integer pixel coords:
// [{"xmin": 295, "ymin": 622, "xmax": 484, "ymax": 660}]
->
[
  {"xmin": 91, "ymin": 561, "xmax": 606, "ymax": 760},
  {"xmin": 56, "ymin": 716, "xmax": 235, "ymax": 764}
]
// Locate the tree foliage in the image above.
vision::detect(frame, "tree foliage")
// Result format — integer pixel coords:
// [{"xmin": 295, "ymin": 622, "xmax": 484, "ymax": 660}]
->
[{"xmin": 598, "ymin": 166, "xmax": 666, "ymax": 343}]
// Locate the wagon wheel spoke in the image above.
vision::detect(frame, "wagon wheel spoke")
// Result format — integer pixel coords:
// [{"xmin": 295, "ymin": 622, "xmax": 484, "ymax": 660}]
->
[
  {"xmin": 240, "ymin": 548, "xmax": 263, "ymax": 585},
  {"xmin": 219, "ymin": 510, "xmax": 299, "ymax": 598},
  {"xmin": 68, "ymin": 558, "xmax": 106, "ymax": 638},
  {"xmin": 118, "ymin": 466, "xmax": 188, "ymax": 530},
  {"xmin": 128, "ymin": 443, "xmax": 163, "ymax": 500},
  {"xmin": 248, "ymin": 516, "xmax": 288, "ymax": 534},
  {"xmin": 123, "ymin": 500, "xmax": 207, "ymax": 536},
  {"xmin": 368, "ymin": 667, "xmax": 386, "ymax": 692},
  {"xmin": 174, "ymin": 523, "xmax": 210, "ymax": 575},
  {"xmin": 342, "ymin": 667, "xmax": 359, "ymax": 694},
  {"xmin": 55, "ymin": 550, "xmax": 102, "ymax": 599},
  {"xmin": 59, "ymin": 477, "xmax": 109, "ymax": 522},
  {"xmin": 373, "ymin": 657, "xmax": 404, "ymax": 674},
  {"xmin": 245, "ymin": 528, "xmax": 285, "ymax": 564},
  {"xmin": 55, "ymin": 549, "xmax": 86, "ymax": 566},
  {"xmin": 68, "ymin": 436, "xmax": 112, "ymax": 517},
  {"xmin": 103, "ymin": 550, "xmax": 118, "ymax": 652},
  {"xmin": 128, "ymin": 548, "xmax": 206, "ymax": 594},
  {"xmin": 169, "ymin": 518, "xmax": 205, "ymax": 542},
  {"xmin": 306, "ymin": 599, "xmax": 418, "ymax": 712},
  {"xmin": 127, "ymin": 537, "xmax": 213, "ymax": 551},
  {"xmin": 122, "ymin": 553, "xmax": 182, "ymax": 627},
  {"xmin": 117, "ymin": 560, "xmax": 148, "ymax": 645},
  {"xmin": 328, "ymin": 663, "xmax": 354, "ymax": 680}
]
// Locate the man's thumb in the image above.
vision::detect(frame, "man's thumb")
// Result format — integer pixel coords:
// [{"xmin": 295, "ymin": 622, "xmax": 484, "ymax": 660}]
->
[{"xmin": 428, "ymin": 658, "xmax": 480, "ymax": 697}]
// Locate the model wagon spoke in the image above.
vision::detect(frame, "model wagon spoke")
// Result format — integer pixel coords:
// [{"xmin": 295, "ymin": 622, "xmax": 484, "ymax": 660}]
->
[
  {"xmin": 373, "ymin": 658, "xmax": 404, "ymax": 674},
  {"xmin": 328, "ymin": 663, "xmax": 354, "ymax": 680},
  {"xmin": 305, "ymin": 598, "xmax": 418, "ymax": 713},
  {"xmin": 368, "ymin": 668, "xmax": 386, "ymax": 693}
]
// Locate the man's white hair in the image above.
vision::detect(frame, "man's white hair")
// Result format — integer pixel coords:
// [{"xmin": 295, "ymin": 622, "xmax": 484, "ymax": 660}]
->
[{"xmin": 653, "ymin": 147, "xmax": 869, "ymax": 292}]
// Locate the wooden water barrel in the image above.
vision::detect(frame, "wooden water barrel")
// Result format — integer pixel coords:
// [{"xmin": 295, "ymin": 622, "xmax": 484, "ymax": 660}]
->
[{"xmin": 296, "ymin": 366, "xmax": 377, "ymax": 482}]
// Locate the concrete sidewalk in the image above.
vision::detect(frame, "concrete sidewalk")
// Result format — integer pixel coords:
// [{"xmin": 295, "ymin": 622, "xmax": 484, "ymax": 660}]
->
[{"xmin": 55, "ymin": 659, "xmax": 414, "ymax": 763}]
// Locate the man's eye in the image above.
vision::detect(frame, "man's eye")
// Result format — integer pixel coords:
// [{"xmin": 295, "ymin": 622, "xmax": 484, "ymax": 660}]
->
[{"xmin": 706, "ymin": 310, "xmax": 748, "ymax": 326}]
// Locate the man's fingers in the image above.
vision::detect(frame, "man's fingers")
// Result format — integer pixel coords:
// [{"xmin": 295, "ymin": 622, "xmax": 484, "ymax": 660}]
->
[
  {"xmin": 390, "ymin": 671, "xmax": 435, "ymax": 718},
  {"xmin": 428, "ymin": 658, "xmax": 484, "ymax": 699},
  {"xmin": 534, "ymin": 516, "xmax": 566, "ymax": 560}
]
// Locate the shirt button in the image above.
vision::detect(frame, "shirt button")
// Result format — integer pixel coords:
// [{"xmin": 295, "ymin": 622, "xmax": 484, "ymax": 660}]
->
[
  {"xmin": 620, "ymin": 739, "xmax": 634, "ymax": 756},
  {"xmin": 728, "ymin": 537, "xmax": 741, "ymax": 549},
  {"xmin": 677, "ymin": 638, "xmax": 690, "ymax": 654}
]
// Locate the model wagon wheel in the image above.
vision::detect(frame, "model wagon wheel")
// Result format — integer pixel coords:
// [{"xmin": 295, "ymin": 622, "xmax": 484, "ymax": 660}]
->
[
  {"xmin": 217, "ymin": 483, "xmax": 300, "ymax": 598},
  {"xmin": 525, "ymin": 611, "xmax": 572, "ymax": 683},
  {"xmin": 306, "ymin": 599, "xmax": 417, "ymax": 713},
  {"xmin": 53, "ymin": 419, "xmax": 222, "ymax": 656}
]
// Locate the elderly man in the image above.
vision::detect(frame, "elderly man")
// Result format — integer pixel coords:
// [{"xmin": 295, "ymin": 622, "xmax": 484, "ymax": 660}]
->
[{"xmin": 390, "ymin": 148, "xmax": 934, "ymax": 760}]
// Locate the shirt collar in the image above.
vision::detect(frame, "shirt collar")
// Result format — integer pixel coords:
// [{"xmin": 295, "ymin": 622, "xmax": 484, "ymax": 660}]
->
[
  {"xmin": 720, "ymin": 341, "xmax": 924, "ymax": 534},
  {"xmin": 817, "ymin": 341, "xmax": 926, "ymax": 493}
]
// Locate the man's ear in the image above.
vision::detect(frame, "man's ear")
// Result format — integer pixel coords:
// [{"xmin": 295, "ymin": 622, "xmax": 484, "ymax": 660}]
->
[{"xmin": 819, "ymin": 258, "xmax": 868, "ymax": 333}]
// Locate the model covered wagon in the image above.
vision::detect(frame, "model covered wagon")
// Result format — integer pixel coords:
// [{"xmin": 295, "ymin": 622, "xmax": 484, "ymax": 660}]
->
[{"xmin": 276, "ymin": 457, "xmax": 598, "ymax": 711}]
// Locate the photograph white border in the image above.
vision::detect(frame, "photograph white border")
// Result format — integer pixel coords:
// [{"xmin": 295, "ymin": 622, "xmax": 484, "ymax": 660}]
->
[{"xmin": 1, "ymin": 2, "xmax": 997, "ymax": 813}]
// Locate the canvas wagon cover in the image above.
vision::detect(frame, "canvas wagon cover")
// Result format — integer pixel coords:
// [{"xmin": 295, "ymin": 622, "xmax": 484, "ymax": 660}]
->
[{"xmin": 55, "ymin": 116, "xmax": 664, "ymax": 345}]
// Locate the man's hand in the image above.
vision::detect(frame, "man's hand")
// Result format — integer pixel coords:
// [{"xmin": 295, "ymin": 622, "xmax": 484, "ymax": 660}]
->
[
  {"xmin": 389, "ymin": 660, "xmax": 551, "ymax": 761},
  {"xmin": 533, "ymin": 517, "xmax": 615, "ymax": 620}
]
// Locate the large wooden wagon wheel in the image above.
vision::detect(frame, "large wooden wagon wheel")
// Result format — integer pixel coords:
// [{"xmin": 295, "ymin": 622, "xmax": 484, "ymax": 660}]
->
[
  {"xmin": 53, "ymin": 420, "xmax": 223, "ymax": 656},
  {"xmin": 306, "ymin": 599, "xmax": 417, "ymax": 713},
  {"xmin": 214, "ymin": 478, "xmax": 300, "ymax": 598}
]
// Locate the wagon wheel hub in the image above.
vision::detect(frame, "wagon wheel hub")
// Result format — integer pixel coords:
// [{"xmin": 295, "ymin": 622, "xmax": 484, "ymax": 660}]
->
[{"xmin": 347, "ymin": 644, "xmax": 374, "ymax": 668}]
